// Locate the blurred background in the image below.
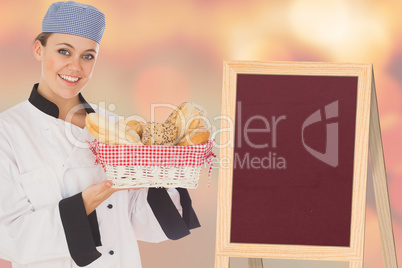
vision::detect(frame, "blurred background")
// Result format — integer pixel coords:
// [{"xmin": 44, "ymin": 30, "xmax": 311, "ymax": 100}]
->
[{"xmin": 0, "ymin": 0, "xmax": 401, "ymax": 267}]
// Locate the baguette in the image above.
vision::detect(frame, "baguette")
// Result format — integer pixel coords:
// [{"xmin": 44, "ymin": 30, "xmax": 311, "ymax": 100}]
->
[{"xmin": 86, "ymin": 113, "xmax": 142, "ymax": 145}]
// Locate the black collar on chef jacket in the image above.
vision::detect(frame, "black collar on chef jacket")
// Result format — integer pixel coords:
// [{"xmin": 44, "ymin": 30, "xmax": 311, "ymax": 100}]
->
[{"xmin": 28, "ymin": 83, "xmax": 95, "ymax": 118}]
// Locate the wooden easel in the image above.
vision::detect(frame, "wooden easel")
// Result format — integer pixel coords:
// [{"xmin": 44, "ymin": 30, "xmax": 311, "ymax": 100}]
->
[
  {"xmin": 367, "ymin": 71, "xmax": 398, "ymax": 268},
  {"xmin": 214, "ymin": 61, "xmax": 398, "ymax": 268},
  {"xmin": 248, "ymin": 258, "xmax": 264, "ymax": 268}
]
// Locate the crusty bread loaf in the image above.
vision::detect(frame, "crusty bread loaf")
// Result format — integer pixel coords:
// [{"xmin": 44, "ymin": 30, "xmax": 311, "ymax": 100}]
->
[
  {"xmin": 86, "ymin": 113, "xmax": 142, "ymax": 145},
  {"xmin": 176, "ymin": 127, "xmax": 210, "ymax": 146},
  {"xmin": 141, "ymin": 122, "xmax": 179, "ymax": 146},
  {"xmin": 165, "ymin": 102, "xmax": 207, "ymax": 140}
]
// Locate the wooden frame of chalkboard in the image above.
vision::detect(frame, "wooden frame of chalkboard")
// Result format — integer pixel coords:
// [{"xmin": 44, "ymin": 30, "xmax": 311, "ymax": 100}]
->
[{"xmin": 215, "ymin": 61, "xmax": 398, "ymax": 268}]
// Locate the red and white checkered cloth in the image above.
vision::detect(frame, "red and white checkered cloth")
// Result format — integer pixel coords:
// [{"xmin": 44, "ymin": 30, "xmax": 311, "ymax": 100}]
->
[{"xmin": 87, "ymin": 140, "xmax": 216, "ymax": 185}]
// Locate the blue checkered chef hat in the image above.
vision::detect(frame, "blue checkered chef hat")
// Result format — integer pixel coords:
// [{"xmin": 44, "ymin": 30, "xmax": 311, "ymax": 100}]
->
[{"xmin": 42, "ymin": 1, "xmax": 105, "ymax": 44}]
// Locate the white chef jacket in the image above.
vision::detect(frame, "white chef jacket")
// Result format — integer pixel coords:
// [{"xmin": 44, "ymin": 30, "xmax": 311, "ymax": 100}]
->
[{"xmin": 0, "ymin": 84, "xmax": 200, "ymax": 268}]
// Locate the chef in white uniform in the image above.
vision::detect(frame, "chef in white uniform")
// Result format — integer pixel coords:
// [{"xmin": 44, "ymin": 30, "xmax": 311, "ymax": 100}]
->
[{"xmin": 0, "ymin": 1, "xmax": 200, "ymax": 267}]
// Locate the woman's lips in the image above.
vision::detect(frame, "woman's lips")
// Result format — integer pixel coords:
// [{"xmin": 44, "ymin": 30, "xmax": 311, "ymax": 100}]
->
[{"xmin": 59, "ymin": 74, "xmax": 80, "ymax": 83}]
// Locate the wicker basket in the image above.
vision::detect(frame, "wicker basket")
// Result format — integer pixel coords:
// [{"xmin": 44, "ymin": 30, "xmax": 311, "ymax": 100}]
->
[{"xmin": 87, "ymin": 140, "xmax": 215, "ymax": 189}]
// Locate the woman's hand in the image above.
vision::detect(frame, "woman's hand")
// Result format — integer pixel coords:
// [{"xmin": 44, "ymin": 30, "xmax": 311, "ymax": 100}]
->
[{"xmin": 82, "ymin": 181, "xmax": 133, "ymax": 215}]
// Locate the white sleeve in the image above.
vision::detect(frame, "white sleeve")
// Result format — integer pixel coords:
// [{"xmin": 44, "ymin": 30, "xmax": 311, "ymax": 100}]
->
[
  {"xmin": 129, "ymin": 188, "xmax": 183, "ymax": 243},
  {"xmin": 0, "ymin": 148, "xmax": 70, "ymax": 264}
]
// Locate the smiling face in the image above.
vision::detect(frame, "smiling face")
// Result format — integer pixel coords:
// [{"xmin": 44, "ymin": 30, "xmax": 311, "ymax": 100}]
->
[{"xmin": 34, "ymin": 33, "xmax": 99, "ymax": 102}]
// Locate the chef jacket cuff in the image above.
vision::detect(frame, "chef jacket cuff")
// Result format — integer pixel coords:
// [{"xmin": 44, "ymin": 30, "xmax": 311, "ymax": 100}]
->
[
  {"xmin": 147, "ymin": 188, "xmax": 200, "ymax": 240},
  {"xmin": 176, "ymin": 188, "xmax": 201, "ymax": 229},
  {"xmin": 59, "ymin": 193, "xmax": 102, "ymax": 267}
]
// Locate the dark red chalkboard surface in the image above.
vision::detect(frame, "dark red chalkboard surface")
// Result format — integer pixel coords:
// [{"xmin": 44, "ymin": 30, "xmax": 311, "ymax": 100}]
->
[{"xmin": 230, "ymin": 74, "xmax": 358, "ymax": 247}]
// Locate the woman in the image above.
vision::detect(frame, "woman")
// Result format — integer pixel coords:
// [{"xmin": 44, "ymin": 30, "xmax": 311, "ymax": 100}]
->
[{"xmin": 0, "ymin": 1, "xmax": 199, "ymax": 267}]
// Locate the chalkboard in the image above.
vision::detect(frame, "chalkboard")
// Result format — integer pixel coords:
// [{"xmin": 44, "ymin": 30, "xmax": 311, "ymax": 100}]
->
[
  {"xmin": 214, "ymin": 61, "xmax": 388, "ymax": 268},
  {"xmin": 230, "ymin": 74, "xmax": 358, "ymax": 247}
]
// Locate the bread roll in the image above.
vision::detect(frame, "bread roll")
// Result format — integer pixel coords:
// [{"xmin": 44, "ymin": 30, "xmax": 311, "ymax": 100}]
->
[
  {"xmin": 116, "ymin": 123, "xmax": 142, "ymax": 144},
  {"xmin": 86, "ymin": 113, "xmax": 142, "ymax": 145},
  {"xmin": 141, "ymin": 122, "xmax": 179, "ymax": 146},
  {"xmin": 117, "ymin": 116, "xmax": 146, "ymax": 137},
  {"xmin": 176, "ymin": 127, "xmax": 210, "ymax": 146},
  {"xmin": 165, "ymin": 102, "xmax": 207, "ymax": 139}
]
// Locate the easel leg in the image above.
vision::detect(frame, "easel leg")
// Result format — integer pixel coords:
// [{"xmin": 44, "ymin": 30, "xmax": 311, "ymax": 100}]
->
[
  {"xmin": 349, "ymin": 260, "xmax": 363, "ymax": 268},
  {"xmin": 215, "ymin": 256, "xmax": 230, "ymax": 268},
  {"xmin": 369, "ymin": 72, "xmax": 398, "ymax": 268},
  {"xmin": 248, "ymin": 258, "xmax": 264, "ymax": 268}
]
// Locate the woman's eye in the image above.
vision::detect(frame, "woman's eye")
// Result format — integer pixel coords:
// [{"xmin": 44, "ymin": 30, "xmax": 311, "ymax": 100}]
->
[
  {"xmin": 83, "ymin": 54, "xmax": 94, "ymax": 60},
  {"xmin": 58, "ymin": 49, "xmax": 70, "ymax": 55}
]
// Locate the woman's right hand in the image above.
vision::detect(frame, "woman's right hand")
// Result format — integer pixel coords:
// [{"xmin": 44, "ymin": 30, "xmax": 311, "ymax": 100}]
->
[{"xmin": 82, "ymin": 181, "xmax": 129, "ymax": 215}]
